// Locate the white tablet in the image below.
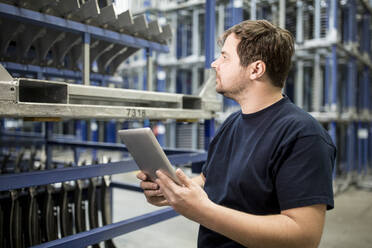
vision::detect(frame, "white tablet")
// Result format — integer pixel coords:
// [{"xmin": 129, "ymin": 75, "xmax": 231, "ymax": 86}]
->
[{"xmin": 118, "ymin": 127, "xmax": 181, "ymax": 185}]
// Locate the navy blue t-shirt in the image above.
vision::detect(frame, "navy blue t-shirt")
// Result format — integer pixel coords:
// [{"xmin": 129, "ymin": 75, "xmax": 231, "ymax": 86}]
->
[{"xmin": 198, "ymin": 96, "xmax": 336, "ymax": 248}]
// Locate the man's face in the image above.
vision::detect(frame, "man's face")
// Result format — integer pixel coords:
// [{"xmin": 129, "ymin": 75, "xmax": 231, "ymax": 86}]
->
[{"xmin": 211, "ymin": 33, "xmax": 249, "ymax": 99}]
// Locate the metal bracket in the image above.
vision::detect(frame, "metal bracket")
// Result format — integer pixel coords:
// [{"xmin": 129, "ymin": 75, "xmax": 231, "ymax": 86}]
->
[
  {"xmin": 35, "ymin": 30, "xmax": 65, "ymax": 66},
  {"xmin": 97, "ymin": 44, "xmax": 128, "ymax": 74},
  {"xmin": 53, "ymin": 33, "xmax": 82, "ymax": 68},
  {"xmin": 90, "ymin": 40, "xmax": 115, "ymax": 67},
  {"xmin": 16, "ymin": 25, "xmax": 47, "ymax": 63},
  {"xmin": 108, "ymin": 47, "xmax": 140, "ymax": 74},
  {"xmin": 0, "ymin": 20, "xmax": 25, "ymax": 58}
]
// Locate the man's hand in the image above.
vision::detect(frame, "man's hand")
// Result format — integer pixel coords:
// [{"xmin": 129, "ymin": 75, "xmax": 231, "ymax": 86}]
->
[
  {"xmin": 136, "ymin": 171, "xmax": 169, "ymax": 207},
  {"xmin": 155, "ymin": 169, "xmax": 212, "ymax": 222}
]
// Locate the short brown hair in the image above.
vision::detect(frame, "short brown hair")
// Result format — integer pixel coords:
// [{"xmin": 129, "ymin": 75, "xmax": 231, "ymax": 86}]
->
[{"xmin": 219, "ymin": 20, "xmax": 294, "ymax": 88}]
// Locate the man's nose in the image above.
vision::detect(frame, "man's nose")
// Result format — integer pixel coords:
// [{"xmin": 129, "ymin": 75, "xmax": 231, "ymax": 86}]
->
[{"xmin": 211, "ymin": 59, "xmax": 217, "ymax": 68}]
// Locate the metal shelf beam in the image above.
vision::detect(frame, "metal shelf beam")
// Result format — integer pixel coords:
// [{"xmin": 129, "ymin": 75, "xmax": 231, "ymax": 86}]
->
[
  {"xmin": 0, "ymin": 152, "xmax": 207, "ymax": 191},
  {"xmin": 0, "ymin": 65, "xmax": 221, "ymax": 120},
  {"xmin": 31, "ymin": 208, "xmax": 178, "ymax": 248}
]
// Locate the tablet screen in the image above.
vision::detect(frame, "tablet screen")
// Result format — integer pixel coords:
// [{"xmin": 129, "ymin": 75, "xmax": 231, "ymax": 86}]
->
[{"xmin": 118, "ymin": 128, "xmax": 181, "ymax": 184}]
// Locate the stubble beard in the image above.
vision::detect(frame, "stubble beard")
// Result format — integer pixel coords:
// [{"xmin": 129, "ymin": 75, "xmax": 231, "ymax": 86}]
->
[{"xmin": 215, "ymin": 77, "xmax": 247, "ymax": 101}]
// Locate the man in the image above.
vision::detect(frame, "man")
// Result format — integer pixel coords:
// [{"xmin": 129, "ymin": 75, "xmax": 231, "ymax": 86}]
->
[{"xmin": 137, "ymin": 20, "xmax": 335, "ymax": 248}]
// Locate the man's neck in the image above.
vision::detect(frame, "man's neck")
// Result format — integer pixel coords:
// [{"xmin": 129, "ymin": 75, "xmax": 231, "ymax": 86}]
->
[{"xmin": 236, "ymin": 83, "xmax": 284, "ymax": 114}]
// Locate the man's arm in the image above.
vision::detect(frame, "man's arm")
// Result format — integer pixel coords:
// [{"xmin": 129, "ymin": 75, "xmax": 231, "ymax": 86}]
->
[
  {"xmin": 200, "ymin": 202, "xmax": 325, "ymax": 248},
  {"xmin": 155, "ymin": 169, "xmax": 326, "ymax": 248}
]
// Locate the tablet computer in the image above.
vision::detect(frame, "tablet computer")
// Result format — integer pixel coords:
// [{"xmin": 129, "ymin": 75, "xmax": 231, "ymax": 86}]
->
[{"xmin": 118, "ymin": 127, "xmax": 181, "ymax": 185}]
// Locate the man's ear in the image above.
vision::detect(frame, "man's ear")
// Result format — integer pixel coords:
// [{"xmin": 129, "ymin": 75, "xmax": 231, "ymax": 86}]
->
[{"xmin": 248, "ymin": 60, "xmax": 266, "ymax": 80}]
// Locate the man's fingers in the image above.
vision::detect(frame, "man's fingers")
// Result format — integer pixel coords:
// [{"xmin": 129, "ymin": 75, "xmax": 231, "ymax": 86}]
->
[
  {"xmin": 175, "ymin": 168, "xmax": 191, "ymax": 187},
  {"xmin": 155, "ymin": 177, "xmax": 175, "ymax": 201},
  {"xmin": 144, "ymin": 189, "xmax": 163, "ymax": 197},
  {"xmin": 151, "ymin": 197, "xmax": 169, "ymax": 207},
  {"xmin": 145, "ymin": 195, "xmax": 169, "ymax": 207},
  {"xmin": 156, "ymin": 170, "xmax": 178, "ymax": 190},
  {"xmin": 136, "ymin": 171, "xmax": 147, "ymax": 181},
  {"xmin": 140, "ymin": 181, "xmax": 159, "ymax": 190},
  {"xmin": 137, "ymin": 171, "xmax": 169, "ymax": 207}
]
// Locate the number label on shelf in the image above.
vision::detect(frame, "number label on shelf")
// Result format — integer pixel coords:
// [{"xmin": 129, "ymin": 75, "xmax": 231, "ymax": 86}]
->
[{"xmin": 127, "ymin": 109, "xmax": 146, "ymax": 119}]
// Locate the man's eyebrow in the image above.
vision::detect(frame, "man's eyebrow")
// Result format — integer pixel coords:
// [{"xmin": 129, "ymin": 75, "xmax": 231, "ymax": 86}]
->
[{"xmin": 221, "ymin": 51, "xmax": 229, "ymax": 56}]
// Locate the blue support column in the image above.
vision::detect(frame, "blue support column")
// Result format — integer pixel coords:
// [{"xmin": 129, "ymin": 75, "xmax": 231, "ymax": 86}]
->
[
  {"xmin": 143, "ymin": 50, "xmax": 151, "ymax": 128},
  {"xmin": 143, "ymin": 68, "xmax": 147, "ymax": 91},
  {"xmin": 75, "ymin": 120, "xmax": 82, "ymax": 140},
  {"xmin": 346, "ymin": 123, "xmax": 355, "ymax": 173},
  {"xmin": 204, "ymin": 0, "xmax": 216, "ymax": 150},
  {"xmin": 362, "ymin": 12, "xmax": 371, "ymax": 113},
  {"xmin": 45, "ymin": 122, "xmax": 53, "ymax": 169},
  {"xmin": 176, "ymin": 23, "xmax": 183, "ymax": 59},
  {"xmin": 331, "ymin": 45, "xmax": 338, "ymax": 112},
  {"xmin": 121, "ymin": 122, "xmax": 129, "ymax": 158},
  {"xmin": 229, "ymin": 0, "xmax": 243, "ymax": 26},
  {"xmin": 349, "ymin": 0, "xmax": 357, "ymax": 43},
  {"xmin": 346, "ymin": 58, "xmax": 356, "ymax": 111},
  {"xmin": 342, "ymin": 7, "xmax": 349, "ymax": 43},
  {"xmin": 363, "ymin": 14, "xmax": 369, "ymax": 52},
  {"xmin": 324, "ymin": 57, "xmax": 330, "ymax": 108},
  {"xmin": 74, "ymin": 120, "xmax": 83, "ymax": 165},
  {"xmin": 205, "ymin": 0, "xmax": 215, "ymax": 69},
  {"xmin": 81, "ymin": 121, "xmax": 87, "ymax": 141},
  {"xmin": 330, "ymin": 0, "xmax": 338, "ymax": 112},
  {"xmin": 329, "ymin": 122, "xmax": 337, "ymax": 178},
  {"xmin": 325, "ymin": 0, "xmax": 338, "ymax": 178},
  {"xmin": 105, "ymin": 120, "xmax": 116, "ymax": 143}
]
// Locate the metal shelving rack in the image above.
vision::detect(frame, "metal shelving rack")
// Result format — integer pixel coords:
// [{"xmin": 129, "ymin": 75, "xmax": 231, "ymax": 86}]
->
[
  {"xmin": 292, "ymin": 0, "xmax": 372, "ymax": 194},
  {"xmin": 0, "ymin": 0, "xmax": 220, "ymax": 247},
  {"xmin": 1, "ymin": 0, "xmax": 371, "ymax": 246}
]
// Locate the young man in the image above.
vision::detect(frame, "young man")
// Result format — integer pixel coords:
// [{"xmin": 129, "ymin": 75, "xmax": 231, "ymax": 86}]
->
[{"xmin": 137, "ymin": 20, "xmax": 336, "ymax": 248}]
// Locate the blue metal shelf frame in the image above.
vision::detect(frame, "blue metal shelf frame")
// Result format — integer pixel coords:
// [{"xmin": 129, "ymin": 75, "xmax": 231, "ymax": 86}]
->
[
  {"xmin": 32, "ymin": 208, "xmax": 178, "ymax": 248},
  {"xmin": 0, "ymin": 3, "xmax": 168, "ymax": 53},
  {"xmin": 0, "ymin": 130, "xmax": 205, "ymax": 155},
  {"xmin": 0, "ymin": 140, "xmax": 206, "ymax": 246},
  {"xmin": 0, "ymin": 151, "xmax": 207, "ymax": 191}
]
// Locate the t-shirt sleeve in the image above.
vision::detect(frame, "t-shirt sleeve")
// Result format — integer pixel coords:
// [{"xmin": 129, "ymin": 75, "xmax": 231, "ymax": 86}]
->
[{"xmin": 275, "ymin": 135, "xmax": 335, "ymax": 211}]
